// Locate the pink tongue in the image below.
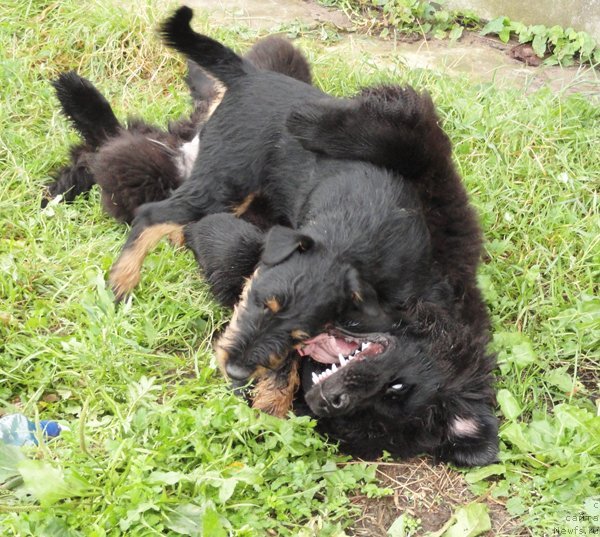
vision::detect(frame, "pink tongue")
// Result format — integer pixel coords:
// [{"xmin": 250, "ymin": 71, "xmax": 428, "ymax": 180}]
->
[{"xmin": 297, "ymin": 333, "xmax": 358, "ymax": 364}]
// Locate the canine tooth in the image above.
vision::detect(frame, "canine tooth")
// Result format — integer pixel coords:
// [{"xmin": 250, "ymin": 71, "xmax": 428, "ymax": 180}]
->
[
  {"xmin": 340, "ymin": 356, "xmax": 347, "ymax": 366},
  {"xmin": 362, "ymin": 342, "xmax": 371, "ymax": 351},
  {"xmin": 312, "ymin": 372, "xmax": 318, "ymax": 384}
]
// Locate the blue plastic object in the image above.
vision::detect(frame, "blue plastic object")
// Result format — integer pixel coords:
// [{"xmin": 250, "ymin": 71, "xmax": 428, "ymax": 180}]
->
[{"xmin": 0, "ymin": 413, "xmax": 65, "ymax": 446}]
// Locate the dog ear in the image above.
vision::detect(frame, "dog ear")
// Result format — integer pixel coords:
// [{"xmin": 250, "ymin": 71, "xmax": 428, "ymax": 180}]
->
[
  {"xmin": 261, "ymin": 226, "xmax": 314, "ymax": 266},
  {"xmin": 344, "ymin": 266, "xmax": 386, "ymax": 318}
]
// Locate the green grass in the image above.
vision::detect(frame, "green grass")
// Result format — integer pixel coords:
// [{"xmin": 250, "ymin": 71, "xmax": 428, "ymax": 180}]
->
[{"xmin": 1, "ymin": 0, "xmax": 599, "ymax": 535}]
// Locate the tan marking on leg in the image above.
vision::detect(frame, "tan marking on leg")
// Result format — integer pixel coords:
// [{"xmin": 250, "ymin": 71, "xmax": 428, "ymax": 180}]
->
[
  {"xmin": 215, "ymin": 268, "xmax": 259, "ymax": 376},
  {"xmin": 168, "ymin": 227, "xmax": 185, "ymax": 247},
  {"xmin": 268, "ymin": 353, "xmax": 284, "ymax": 369},
  {"xmin": 109, "ymin": 223, "xmax": 183, "ymax": 299},
  {"xmin": 232, "ymin": 192, "xmax": 256, "ymax": 217},
  {"xmin": 252, "ymin": 360, "xmax": 300, "ymax": 418}
]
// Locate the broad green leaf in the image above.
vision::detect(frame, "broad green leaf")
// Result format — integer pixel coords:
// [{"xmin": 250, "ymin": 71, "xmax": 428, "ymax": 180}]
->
[
  {"xmin": 148, "ymin": 470, "xmax": 187, "ymax": 485},
  {"xmin": 449, "ymin": 25, "xmax": 464, "ymax": 41},
  {"xmin": 505, "ymin": 497, "xmax": 526, "ymax": 516},
  {"xmin": 510, "ymin": 341, "xmax": 536, "ymax": 368},
  {"xmin": 0, "ymin": 442, "xmax": 25, "ymax": 482},
  {"xmin": 500, "ymin": 422, "xmax": 534, "ymax": 453},
  {"xmin": 18, "ymin": 459, "xmax": 86, "ymax": 506},
  {"xmin": 498, "ymin": 27, "xmax": 511, "ymax": 43},
  {"xmin": 532, "ymin": 33, "xmax": 548, "ymax": 57},
  {"xmin": 203, "ymin": 507, "xmax": 227, "ymax": 537},
  {"xmin": 164, "ymin": 504, "xmax": 202, "ymax": 536},
  {"xmin": 481, "ymin": 16, "xmax": 508, "ymax": 36},
  {"xmin": 218, "ymin": 478, "xmax": 238, "ymax": 503},
  {"xmin": 544, "ymin": 367, "xmax": 575, "ymax": 393},
  {"xmin": 497, "ymin": 389, "xmax": 523, "ymax": 420},
  {"xmin": 427, "ymin": 503, "xmax": 491, "ymax": 537},
  {"xmin": 547, "ymin": 463, "xmax": 582, "ymax": 482},
  {"xmin": 464, "ymin": 463, "xmax": 506, "ymax": 484}
]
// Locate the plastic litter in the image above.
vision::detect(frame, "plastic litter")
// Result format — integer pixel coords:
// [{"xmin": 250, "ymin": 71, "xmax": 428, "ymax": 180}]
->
[{"xmin": 0, "ymin": 413, "xmax": 67, "ymax": 446}]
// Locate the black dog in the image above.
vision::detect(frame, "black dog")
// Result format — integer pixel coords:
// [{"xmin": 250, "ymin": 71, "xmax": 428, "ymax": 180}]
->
[
  {"xmin": 45, "ymin": 36, "xmax": 313, "ymax": 224},
  {"xmin": 109, "ymin": 8, "xmax": 442, "ymax": 383},
  {"xmin": 185, "ymin": 214, "xmax": 497, "ymax": 467}
]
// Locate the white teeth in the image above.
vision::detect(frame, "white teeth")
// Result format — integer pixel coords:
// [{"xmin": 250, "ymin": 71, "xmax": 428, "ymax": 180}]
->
[{"xmin": 313, "ymin": 345, "xmax": 370, "ymax": 386}]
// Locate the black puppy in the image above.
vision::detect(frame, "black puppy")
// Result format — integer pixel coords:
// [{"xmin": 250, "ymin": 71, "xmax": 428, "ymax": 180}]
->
[
  {"xmin": 185, "ymin": 216, "xmax": 497, "ymax": 467},
  {"xmin": 45, "ymin": 36, "xmax": 312, "ymax": 223}
]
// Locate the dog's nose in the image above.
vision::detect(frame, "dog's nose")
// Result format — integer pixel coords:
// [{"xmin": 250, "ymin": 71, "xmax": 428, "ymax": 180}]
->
[
  {"xmin": 225, "ymin": 361, "xmax": 254, "ymax": 382},
  {"xmin": 329, "ymin": 393, "xmax": 350, "ymax": 411}
]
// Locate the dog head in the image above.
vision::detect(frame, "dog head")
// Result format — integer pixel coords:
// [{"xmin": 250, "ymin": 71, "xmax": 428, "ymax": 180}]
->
[
  {"xmin": 215, "ymin": 225, "xmax": 393, "ymax": 384},
  {"xmin": 299, "ymin": 315, "xmax": 498, "ymax": 467}
]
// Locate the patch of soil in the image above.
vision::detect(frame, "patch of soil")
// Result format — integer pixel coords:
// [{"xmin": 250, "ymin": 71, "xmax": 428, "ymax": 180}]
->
[{"xmin": 347, "ymin": 457, "xmax": 530, "ymax": 536}]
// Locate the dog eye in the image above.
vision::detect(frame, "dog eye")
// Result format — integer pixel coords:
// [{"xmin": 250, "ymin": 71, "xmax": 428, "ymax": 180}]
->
[{"xmin": 386, "ymin": 381, "xmax": 407, "ymax": 394}]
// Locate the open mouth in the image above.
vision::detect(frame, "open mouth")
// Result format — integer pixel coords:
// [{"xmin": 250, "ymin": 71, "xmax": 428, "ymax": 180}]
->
[{"xmin": 297, "ymin": 328, "xmax": 390, "ymax": 387}]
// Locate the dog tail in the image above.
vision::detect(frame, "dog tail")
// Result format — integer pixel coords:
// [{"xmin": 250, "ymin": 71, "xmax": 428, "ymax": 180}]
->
[
  {"xmin": 52, "ymin": 71, "xmax": 121, "ymax": 148},
  {"xmin": 160, "ymin": 7, "xmax": 251, "ymax": 88}
]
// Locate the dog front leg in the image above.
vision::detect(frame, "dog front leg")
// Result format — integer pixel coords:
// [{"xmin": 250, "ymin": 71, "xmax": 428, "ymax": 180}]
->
[{"xmin": 109, "ymin": 182, "xmax": 226, "ymax": 300}]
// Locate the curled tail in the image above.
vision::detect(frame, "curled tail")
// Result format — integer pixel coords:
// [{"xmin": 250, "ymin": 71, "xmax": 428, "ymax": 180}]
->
[
  {"xmin": 51, "ymin": 71, "xmax": 121, "ymax": 148},
  {"xmin": 160, "ymin": 6, "xmax": 252, "ymax": 87}
]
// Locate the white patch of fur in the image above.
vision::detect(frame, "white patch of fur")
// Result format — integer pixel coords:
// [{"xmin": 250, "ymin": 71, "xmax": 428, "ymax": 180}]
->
[
  {"xmin": 176, "ymin": 134, "xmax": 200, "ymax": 178},
  {"xmin": 450, "ymin": 417, "xmax": 479, "ymax": 437}
]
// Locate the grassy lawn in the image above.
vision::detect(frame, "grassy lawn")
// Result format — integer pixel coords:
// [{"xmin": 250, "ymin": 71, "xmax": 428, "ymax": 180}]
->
[{"xmin": 1, "ymin": 0, "xmax": 598, "ymax": 535}]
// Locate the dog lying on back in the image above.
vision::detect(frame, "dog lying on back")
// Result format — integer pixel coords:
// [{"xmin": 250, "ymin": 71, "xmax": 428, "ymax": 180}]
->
[
  {"xmin": 187, "ymin": 214, "xmax": 497, "ymax": 466},
  {"xmin": 44, "ymin": 36, "xmax": 312, "ymax": 223},
  {"xmin": 161, "ymin": 9, "xmax": 496, "ymax": 464}
]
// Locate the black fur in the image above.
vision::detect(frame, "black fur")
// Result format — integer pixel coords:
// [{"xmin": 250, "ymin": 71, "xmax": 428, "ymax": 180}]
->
[
  {"xmin": 164, "ymin": 8, "xmax": 498, "ymax": 465},
  {"xmin": 185, "ymin": 208, "xmax": 498, "ymax": 467},
  {"xmin": 116, "ymin": 8, "xmax": 442, "ymax": 381},
  {"xmin": 45, "ymin": 34, "xmax": 314, "ymax": 223},
  {"xmin": 184, "ymin": 214, "xmax": 264, "ymax": 308}
]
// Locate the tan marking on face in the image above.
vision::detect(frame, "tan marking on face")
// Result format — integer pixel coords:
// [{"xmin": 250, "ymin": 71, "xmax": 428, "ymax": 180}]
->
[
  {"xmin": 268, "ymin": 353, "xmax": 284, "ymax": 369},
  {"xmin": 109, "ymin": 223, "xmax": 183, "ymax": 299},
  {"xmin": 252, "ymin": 360, "xmax": 300, "ymax": 418},
  {"xmin": 215, "ymin": 268, "xmax": 259, "ymax": 376},
  {"xmin": 264, "ymin": 297, "xmax": 281, "ymax": 314},
  {"xmin": 291, "ymin": 330, "xmax": 309, "ymax": 341},
  {"xmin": 233, "ymin": 192, "xmax": 256, "ymax": 217}
]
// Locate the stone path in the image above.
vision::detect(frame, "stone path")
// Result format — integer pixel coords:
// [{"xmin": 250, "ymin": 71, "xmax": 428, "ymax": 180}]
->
[{"xmin": 188, "ymin": 0, "xmax": 599, "ymax": 96}]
